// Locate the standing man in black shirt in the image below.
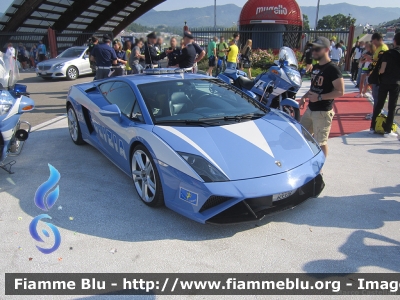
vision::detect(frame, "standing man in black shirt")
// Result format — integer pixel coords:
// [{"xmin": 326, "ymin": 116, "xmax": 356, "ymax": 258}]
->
[
  {"xmin": 90, "ymin": 34, "xmax": 117, "ymax": 80},
  {"xmin": 370, "ymin": 32, "xmax": 400, "ymax": 138},
  {"xmin": 167, "ymin": 37, "xmax": 181, "ymax": 67},
  {"xmin": 174, "ymin": 31, "xmax": 196, "ymax": 69},
  {"xmin": 144, "ymin": 32, "xmax": 167, "ymax": 68},
  {"xmin": 185, "ymin": 31, "xmax": 205, "ymax": 73},
  {"xmin": 301, "ymin": 42, "xmax": 313, "ymax": 76},
  {"xmin": 87, "ymin": 36, "xmax": 99, "ymax": 77},
  {"xmin": 299, "ymin": 37, "xmax": 345, "ymax": 158}
]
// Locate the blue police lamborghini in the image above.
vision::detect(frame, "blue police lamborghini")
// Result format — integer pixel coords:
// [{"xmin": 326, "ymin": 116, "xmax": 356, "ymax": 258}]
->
[{"xmin": 66, "ymin": 69, "xmax": 325, "ymax": 224}]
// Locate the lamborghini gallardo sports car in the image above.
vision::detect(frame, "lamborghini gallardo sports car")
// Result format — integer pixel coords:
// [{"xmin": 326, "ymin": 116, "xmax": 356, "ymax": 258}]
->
[{"xmin": 66, "ymin": 69, "xmax": 325, "ymax": 224}]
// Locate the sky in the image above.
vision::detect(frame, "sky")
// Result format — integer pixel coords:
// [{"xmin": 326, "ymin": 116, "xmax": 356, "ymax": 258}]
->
[
  {"xmin": 154, "ymin": 0, "xmax": 400, "ymax": 10},
  {"xmin": 1, "ymin": 0, "xmax": 400, "ymax": 13}
]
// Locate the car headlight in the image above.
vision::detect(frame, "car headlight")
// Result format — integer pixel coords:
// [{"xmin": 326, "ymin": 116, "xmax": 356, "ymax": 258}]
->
[
  {"xmin": 178, "ymin": 152, "xmax": 228, "ymax": 182},
  {"xmin": 288, "ymin": 73, "xmax": 302, "ymax": 86},
  {"xmin": 301, "ymin": 127, "xmax": 321, "ymax": 155},
  {"xmin": 0, "ymin": 91, "xmax": 14, "ymax": 115},
  {"xmin": 53, "ymin": 63, "xmax": 65, "ymax": 69}
]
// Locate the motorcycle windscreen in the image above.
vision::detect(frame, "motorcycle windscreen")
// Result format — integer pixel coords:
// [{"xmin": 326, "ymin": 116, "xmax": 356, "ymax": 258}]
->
[
  {"xmin": 0, "ymin": 57, "xmax": 20, "ymax": 89},
  {"xmin": 279, "ymin": 47, "xmax": 299, "ymax": 70}
]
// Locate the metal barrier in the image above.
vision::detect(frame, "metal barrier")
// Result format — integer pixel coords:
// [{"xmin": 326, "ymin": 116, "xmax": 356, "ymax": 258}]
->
[
  {"xmin": 189, "ymin": 27, "xmax": 350, "ymax": 51},
  {"xmin": 189, "ymin": 27, "xmax": 352, "ymax": 70}
]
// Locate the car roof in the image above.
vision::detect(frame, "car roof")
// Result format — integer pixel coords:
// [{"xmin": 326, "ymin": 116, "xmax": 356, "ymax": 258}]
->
[
  {"xmin": 124, "ymin": 73, "xmax": 211, "ymax": 85},
  {"xmin": 66, "ymin": 46, "xmax": 87, "ymax": 50},
  {"xmin": 74, "ymin": 73, "xmax": 212, "ymax": 89}
]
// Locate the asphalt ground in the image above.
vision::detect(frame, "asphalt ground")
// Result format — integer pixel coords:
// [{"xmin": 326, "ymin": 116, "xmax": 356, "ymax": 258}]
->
[
  {"xmin": 1, "ymin": 73, "xmax": 400, "ymax": 300},
  {"xmin": 15, "ymin": 70, "xmax": 95, "ymax": 127}
]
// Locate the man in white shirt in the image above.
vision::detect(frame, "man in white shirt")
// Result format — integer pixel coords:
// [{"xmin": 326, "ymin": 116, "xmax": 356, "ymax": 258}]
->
[
  {"xmin": 4, "ymin": 43, "xmax": 16, "ymax": 71},
  {"xmin": 5, "ymin": 43, "xmax": 16, "ymax": 60}
]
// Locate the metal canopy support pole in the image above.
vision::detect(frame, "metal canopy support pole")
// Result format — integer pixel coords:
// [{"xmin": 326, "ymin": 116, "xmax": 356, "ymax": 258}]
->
[
  {"xmin": 315, "ymin": 0, "xmax": 320, "ymax": 30},
  {"xmin": 47, "ymin": 27, "xmax": 57, "ymax": 58},
  {"xmin": 214, "ymin": 0, "xmax": 217, "ymax": 30},
  {"xmin": 345, "ymin": 25, "xmax": 355, "ymax": 71}
]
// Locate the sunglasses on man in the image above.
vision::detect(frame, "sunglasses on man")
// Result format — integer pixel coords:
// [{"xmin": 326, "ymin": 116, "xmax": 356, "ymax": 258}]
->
[{"xmin": 312, "ymin": 47, "xmax": 322, "ymax": 52}]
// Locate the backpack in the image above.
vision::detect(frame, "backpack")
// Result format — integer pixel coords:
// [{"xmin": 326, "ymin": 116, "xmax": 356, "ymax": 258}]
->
[{"xmin": 374, "ymin": 113, "xmax": 398, "ymax": 134}]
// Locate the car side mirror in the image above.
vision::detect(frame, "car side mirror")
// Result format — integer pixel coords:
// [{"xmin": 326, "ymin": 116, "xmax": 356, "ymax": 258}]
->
[
  {"xmin": 99, "ymin": 104, "xmax": 121, "ymax": 122},
  {"xmin": 83, "ymin": 55, "xmax": 89, "ymax": 59}
]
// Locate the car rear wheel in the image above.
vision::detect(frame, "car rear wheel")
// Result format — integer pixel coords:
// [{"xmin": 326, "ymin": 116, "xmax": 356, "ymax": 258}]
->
[
  {"xmin": 67, "ymin": 105, "xmax": 85, "ymax": 145},
  {"xmin": 66, "ymin": 66, "xmax": 78, "ymax": 80},
  {"xmin": 131, "ymin": 145, "xmax": 164, "ymax": 207}
]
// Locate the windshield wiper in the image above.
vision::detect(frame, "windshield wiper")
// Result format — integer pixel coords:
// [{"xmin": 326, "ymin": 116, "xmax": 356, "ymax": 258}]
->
[
  {"xmin": 155, "ymin": 120, "xmax": 221, "ymax": 126},
  {"xmin": 198, "ymin": 113, "xmax": 265, "ymax": 123},
  {"xmin": 223, "ymin": 113, "xmax": 265, "ymax": 121}
]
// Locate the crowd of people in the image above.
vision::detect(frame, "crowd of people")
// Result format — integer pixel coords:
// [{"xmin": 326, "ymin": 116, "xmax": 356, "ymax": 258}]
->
[
  {"xmin": 301, "ymin": 38, "xmax": 347, "ymax": 76},
  {"xmin": 350, "ymin": 32, "xmax": 400, "ymax": 138},
  {"xmin": 3, "ymin": 41, "xmax": 47, "ymax": 71},
  {"xmin": 88, "ymin": 31, "xmax": 253, "ymax": 80},
  {"xmin": 299, "ymin": 32, "xmax": 399, "ymax": 143}
]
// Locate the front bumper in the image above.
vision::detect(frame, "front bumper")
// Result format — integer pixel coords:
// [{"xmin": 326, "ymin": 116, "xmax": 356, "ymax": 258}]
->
[
  {"xmin": 36, "ymin": 66, "xmax": 67, "ymax": 78},
  {"xmin": 159, "ymin": 150, "xmax": 325, "ymax": 224},
  {"xmin": 206, "ymin": 174, "xmax": 324, "ymax": 224}
]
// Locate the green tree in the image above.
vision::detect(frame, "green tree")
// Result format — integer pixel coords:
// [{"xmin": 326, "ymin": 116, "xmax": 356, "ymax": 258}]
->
[
  {"xmin": 303, "ymin": 14, "xmax": 310, "ymax": 31},
  {"xmin": 317, "ymin": 13, "xmax": 356, "ymax": 30}
]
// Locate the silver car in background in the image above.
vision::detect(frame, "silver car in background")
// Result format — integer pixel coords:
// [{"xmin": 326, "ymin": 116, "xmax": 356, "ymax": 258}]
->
[{"xmin": 36, "ymin": 47, "xmax": 93, "ymax": 80}]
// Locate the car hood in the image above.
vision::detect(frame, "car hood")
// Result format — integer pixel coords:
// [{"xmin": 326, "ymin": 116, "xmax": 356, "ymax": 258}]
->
[
  {"xmin": 153, "ymin": 111, "xmax": 319, "ymax": 181},
  {"xmin": 37, "ymin": 57, "xmax": 76, "ymax": 66}
]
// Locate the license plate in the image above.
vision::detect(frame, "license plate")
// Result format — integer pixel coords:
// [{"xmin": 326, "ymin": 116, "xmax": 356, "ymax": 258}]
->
[
  {"xmin": 41, "ymin": 72, "xmax": 47, "ymax": 75},
  {"xmin": 272, "ymin": 189, "xmax": 296, "ymax": 202}
]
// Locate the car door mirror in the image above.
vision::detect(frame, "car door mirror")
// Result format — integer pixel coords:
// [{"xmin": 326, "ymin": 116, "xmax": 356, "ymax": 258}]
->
[
  {"xmin": 83, "ymin": 54, "xmax": 89, "ymax": 59},
  {"xmin": 99, "ymin": 104, "xmax": 121, "ymax": 122}
]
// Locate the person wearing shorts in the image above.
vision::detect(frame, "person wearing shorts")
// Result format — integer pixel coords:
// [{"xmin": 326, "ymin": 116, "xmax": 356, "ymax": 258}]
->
[{"xmin": 299, "ymin": 37, "xmax": 345, "ymax": 158}]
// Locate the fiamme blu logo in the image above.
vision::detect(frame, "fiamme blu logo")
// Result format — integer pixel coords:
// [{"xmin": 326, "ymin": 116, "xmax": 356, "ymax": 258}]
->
[{"xmin": 29, "ymin": 164, "xmax": 61, "ymax": 254}]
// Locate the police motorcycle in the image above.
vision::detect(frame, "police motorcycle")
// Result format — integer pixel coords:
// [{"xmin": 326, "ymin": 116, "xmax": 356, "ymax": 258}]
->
[
  {"xmin": 217, "ymin": 47, "xmax": 302, "ymax": 121},
  {"xmin": 0, "ymin": 55, "xmax": 34, "ymax": 173}
]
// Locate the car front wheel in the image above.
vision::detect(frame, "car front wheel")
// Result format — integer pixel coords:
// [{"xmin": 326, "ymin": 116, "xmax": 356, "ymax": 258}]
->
[
  {"xmin": 131, "ymin": 145, "xmax": 164, "ymax": 207},
  {"xmin": 66, "ymin": 66, "xmax": 78, "ymax": 80},
  {"xmin": 67, "ymin": 105, "xmax": 85, "ymax": 145}
]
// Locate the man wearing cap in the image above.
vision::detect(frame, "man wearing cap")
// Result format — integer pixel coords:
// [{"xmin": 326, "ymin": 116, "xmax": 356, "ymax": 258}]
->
[
  {"xmin": 172, "ymin": 31, "xmax": 196, "ymax": 70},
  {"xmin": 90, "ymin": 34, "xmax": 118, "ymax": 80},
  {"xmin": 186, "ymin": 31, "xmax": 205, "ymax": 73},
  {"xmin": 143, "ymin": 32, "xmax": 167, "ymax": 68},
  {"xmin": 299, "ymin": 36, "xmax": 344, "ymax": 158}
]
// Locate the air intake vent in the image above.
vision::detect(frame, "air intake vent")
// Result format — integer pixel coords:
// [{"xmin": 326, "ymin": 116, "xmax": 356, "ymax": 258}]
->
[{"xmin": 200, "ymin": 196, "xmax": 231, "ymax": 212}]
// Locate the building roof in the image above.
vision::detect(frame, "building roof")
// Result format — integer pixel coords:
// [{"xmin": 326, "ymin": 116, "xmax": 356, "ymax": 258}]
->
[
  {"xmin": 0, "ymin": 0, "xmax": 165, "ymax": 34},
  {"xmin": 239, "ymin": 0, "xmax": 303, "ymax": 27}
]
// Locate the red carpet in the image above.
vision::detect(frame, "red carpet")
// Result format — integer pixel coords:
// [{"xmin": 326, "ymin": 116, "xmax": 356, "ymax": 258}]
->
[{"xmin": 299, "ymin": 92, "xmax": 372, "ymax": 138}]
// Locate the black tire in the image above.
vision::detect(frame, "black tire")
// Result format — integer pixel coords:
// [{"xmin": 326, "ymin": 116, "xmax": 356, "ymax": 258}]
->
[
  {"xmin": 131, "ymin": 144, "xmax": 164, "ymax": 207},
  {"xmin": 67, "ymin": 105, "xmax": 85, "ymax": 145},
  {"xmin": 66, "ymin": 66, "xmax": 79, "ymax": 80},
  {"xmin": 282, "ymin": 105, "xmax": 300, "ymax": 121}
]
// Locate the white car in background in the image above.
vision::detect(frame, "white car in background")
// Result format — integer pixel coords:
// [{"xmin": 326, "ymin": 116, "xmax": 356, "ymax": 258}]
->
[{"xmin": 36, "ymin": 46, "xmax": 93, "ymax": 80}]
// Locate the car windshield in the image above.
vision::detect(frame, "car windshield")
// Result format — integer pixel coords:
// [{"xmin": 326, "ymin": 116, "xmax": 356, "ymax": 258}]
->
[
  {"xmin": 58, "ymin": 48, "xmax": 84, "ymax": 58},
  {"xmin": 137, "ymin": 79, "xmax": 268, "ymax": 125}
]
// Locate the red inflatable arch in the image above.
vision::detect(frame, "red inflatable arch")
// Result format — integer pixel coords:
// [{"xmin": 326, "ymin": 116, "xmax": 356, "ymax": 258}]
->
[
  {"xmin": 239, "ymin": 0, "xmax": 303, "ymax": 26},
  {"xmin": 238, "ymin": 0, "xmax": 303, "ymax": 49}
]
